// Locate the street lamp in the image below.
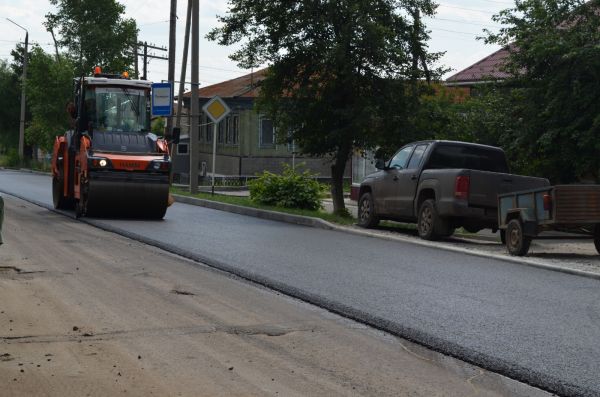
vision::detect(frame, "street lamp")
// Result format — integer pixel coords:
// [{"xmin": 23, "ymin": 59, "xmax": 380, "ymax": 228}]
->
[{"xmin": 6, "ymin": 18, "xmax": 28, "ymax": 160}]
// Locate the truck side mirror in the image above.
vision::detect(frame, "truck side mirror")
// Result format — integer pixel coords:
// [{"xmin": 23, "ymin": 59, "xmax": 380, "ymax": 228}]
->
[
  {"xmin": 171, "ymin": 127, "xmax": 181, "ymax": 145},
  {"xmin": 375, "ymin": 158, "xmax": 387, "ymax": 170}
]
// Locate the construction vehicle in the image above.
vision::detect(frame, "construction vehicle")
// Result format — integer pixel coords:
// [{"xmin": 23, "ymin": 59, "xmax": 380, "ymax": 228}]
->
[{"xmin": 51, "ymin": 67, "xmax": 179, "ymax": 219}]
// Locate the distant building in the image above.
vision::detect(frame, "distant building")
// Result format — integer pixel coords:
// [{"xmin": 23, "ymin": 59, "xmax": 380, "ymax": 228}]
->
[
  {"xmin": 445, "ymin": 47, "xmax": 511, "ymax": 94},
  {"xmin": 172, "ymin": 69, "xmax": 350, "ymax": 185}
]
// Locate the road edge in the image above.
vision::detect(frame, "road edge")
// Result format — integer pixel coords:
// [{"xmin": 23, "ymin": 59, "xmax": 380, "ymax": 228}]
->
[{"xmin": 172, "ymin": 194, "xmax": 600, "ymax": 281}]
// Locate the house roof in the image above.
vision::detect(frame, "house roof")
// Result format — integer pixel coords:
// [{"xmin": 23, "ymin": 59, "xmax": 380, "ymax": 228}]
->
[
  {"xmin": 445, "ymin": 47, "xmax": 511, "ymax": 84},
  {"xmin": 182, "ymin": 68, "xmax": 268, "ymax": 99}
]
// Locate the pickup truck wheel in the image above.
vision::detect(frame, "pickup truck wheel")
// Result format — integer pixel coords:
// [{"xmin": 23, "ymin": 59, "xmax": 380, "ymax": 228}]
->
[
  {"xmin": 506, "ymin": 219, "xmax": 531, "ymax": 256},
  {"xmin": 417, "ymin": 199, "xmax": 448, "ymax": 240},
  {"xmin": 594, "ymin": 225, "xmax": 600, "ymax": 255},
  {"xmin": 357, "ymin": 192, "xmax": 379, "ymax": 228}
]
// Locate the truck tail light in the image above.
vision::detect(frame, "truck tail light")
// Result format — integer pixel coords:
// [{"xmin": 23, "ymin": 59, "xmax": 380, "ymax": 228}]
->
[
  {"xmin": 454, "ymin": 176, "xmax": 470, "ymax": 200},
  {"xmin": 543, "ymin": 194, "xmax": 552, "ymax": 211}
]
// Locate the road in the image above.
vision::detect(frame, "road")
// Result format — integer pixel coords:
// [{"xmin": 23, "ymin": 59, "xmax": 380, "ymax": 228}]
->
[
  {"xmin": 2, "ymin": 169, "xmax": 600, "ymax": 396},
  {"xmin": 0, "ymin": 194, "xmax": 548, "ymax": 396}
]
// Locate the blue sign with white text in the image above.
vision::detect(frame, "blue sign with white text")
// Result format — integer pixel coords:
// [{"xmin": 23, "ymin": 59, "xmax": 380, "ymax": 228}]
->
[{"xmin": 151, "ymin": 82, "xmax": 173, "ymax": 116}]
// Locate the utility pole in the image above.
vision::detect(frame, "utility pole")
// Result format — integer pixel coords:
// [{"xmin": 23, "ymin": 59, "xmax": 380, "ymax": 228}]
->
[
  {"xmin": 190, "ymin": 0, "xmax": 199, "ymax": 193},
  {"xmin": 166, "ymin": 0, "xmax": 177, "ymax": 139},
  {"xmin": 175, "ymin": 0, "xmax": 192, "ymax": 130},
  {"xmin": 139, "ymin": 42, "xmax": 168, "ymax": 80},
  {"xmin": 7, "ymin": 18, "xmax": 28, "ymax": 160}
]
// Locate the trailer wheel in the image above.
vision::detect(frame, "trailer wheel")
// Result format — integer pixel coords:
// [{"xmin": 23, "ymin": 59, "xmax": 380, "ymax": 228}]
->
[
  {"xmin": 357, "ymin": 192, "xmax": 379, "ymax": 228},
  {"xmin": 506, "ymin": 219, "xmax": 531, "ymax": 256},
  {"xmin": 417, "ymin": 199, "xmax": 449, "ymax": 241},
  {"xmin": 594, "ymin": 225, "xmax": 600, "ymax": 255}
]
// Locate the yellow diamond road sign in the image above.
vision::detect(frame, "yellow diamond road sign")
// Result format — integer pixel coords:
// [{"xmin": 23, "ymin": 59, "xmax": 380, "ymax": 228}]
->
[{"xmin": 203, "ymin": 96, "xmax": 231, "ymax": 123}]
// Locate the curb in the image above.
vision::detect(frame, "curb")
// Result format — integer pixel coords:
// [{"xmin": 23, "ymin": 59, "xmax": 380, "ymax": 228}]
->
[
  {"xmin": 173, "ymin": 194, "xmax": 336, "ymax": 230},
  {"xmin": 173, "ymin": 194, "xmax": 600, "ymax": 281}
]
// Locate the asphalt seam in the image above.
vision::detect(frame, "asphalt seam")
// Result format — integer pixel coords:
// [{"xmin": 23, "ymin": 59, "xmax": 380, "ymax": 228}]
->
[{"xmin": 172, "ymin": 194, "xmax": 600, "ymax": 281}]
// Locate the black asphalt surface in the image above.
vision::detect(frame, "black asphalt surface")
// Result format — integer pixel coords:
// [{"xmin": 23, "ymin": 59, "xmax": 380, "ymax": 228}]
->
[{"xmin": 1, "ymin": 170, "xmax": 599, "ymax": 396}]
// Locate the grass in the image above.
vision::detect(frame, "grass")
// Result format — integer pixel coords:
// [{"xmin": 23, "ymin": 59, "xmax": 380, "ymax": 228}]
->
[{"xmin": 171, "ymin": 187, "xmax": 357, "ymax": 226}]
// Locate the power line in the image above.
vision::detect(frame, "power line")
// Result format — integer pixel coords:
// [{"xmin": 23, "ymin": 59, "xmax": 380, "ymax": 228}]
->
[
  {"xmin": 425, "ymin": 16, "xmax": 502, "ymax": 28},
  {"xmin": 438, "ymin": 3, "xmax": 497, "ymax": 14}
]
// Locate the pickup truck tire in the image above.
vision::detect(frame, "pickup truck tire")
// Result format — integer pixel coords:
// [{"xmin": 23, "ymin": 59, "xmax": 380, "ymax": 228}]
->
[
  {"xmin": 506, "ymin": 219, "xmax": 531, "ymax": 256},
  {"xmin": 417, "ymin": 199, "xmax": 449, "ymax": 240},
  {"xmin": 500, "ymin": 230, "xmax": 506, "ymax": 245},
  {"xmin": 594, "ymin": 225, "xmax": 600, "ymax": 255},
  {"xmin": 358, "ymin": 192, "xmax": 379, "ymax": 228}
]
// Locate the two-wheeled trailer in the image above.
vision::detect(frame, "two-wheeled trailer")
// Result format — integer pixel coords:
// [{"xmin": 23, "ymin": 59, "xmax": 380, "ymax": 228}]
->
[{"xmin": 498, "ymin": 185, "xmax": 600, "ymax": 256}]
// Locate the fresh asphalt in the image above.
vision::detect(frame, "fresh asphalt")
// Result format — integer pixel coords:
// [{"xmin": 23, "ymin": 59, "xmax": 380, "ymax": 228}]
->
[{"xmin": 1, "ymin": 170, "xmax": 599, "ymax": 397}]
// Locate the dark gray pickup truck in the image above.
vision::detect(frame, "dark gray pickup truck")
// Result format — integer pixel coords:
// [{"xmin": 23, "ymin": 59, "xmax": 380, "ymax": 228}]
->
[{"xmin": 357, "ymin": 140, "xmax": 550, "ymax": 240}]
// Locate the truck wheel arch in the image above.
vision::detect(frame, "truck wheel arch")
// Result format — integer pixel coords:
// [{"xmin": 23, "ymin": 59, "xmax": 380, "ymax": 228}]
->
[{"xmin": 416, "ymin": 188, "xmax": 436, "ymax": 216}]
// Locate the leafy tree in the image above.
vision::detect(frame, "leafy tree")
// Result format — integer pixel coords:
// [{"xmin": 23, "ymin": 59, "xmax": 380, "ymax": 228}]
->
[
  {"xmin": 0, "ymin": 60, "xmax": 21, "ymax": 152},
  {"xmin": 152, "ymin": 117, "xmax": 166, "ymax": 136},
  {"xmin": 24, "ymin": 46, "xmax": 74, "ymax": 151},
  {"xmin": 45, "ymin": 0, "xmax": 138, "ymax": 75},
  {"xmin": 208, "ymin": 0, "xmax": 444, "ymax": 214},
  {"xmin": 485, "ymin": 0, "xmax": 600, "ymax": 182}
]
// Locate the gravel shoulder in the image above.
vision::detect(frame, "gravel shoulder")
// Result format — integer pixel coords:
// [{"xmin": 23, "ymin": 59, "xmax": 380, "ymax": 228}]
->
[{"xmin": 0, "ymin": 195, "xmax": 550, "ymax": 397}]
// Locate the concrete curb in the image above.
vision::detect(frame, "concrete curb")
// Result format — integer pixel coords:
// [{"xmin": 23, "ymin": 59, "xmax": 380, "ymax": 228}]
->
[
  {"xmin": 173, "ymin": 194, "xmax": 336, "ymax": 230},
  {"xmin": 174, "ymin": 193, "xmax": 600, "ymax": 281}
]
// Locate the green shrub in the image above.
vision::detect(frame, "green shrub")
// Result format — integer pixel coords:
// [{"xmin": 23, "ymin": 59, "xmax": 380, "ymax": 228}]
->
[
  {"xmin": 2, "ymin": 149, "xmax": 21, "ymax": 167},
  {"xmin": 248, "ymin": 164, "xmax": 324, "ymax": 210}
]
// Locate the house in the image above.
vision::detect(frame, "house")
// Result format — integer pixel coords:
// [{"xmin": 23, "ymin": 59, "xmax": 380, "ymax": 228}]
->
[
  {"xmin": 171, "ymin": 69, "xmax": 350, "ymax": 185},
  {"xmin": 444, "ymin": 47, "xmax": 511, "ymax": 94}
]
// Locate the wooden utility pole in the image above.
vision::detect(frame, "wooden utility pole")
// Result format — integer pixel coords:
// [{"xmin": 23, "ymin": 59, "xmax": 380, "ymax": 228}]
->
[
  {"xmin": 190, "ymin": 0, "xmax": 199, "ymax": 193},
  {"xmin": 176, "ymin": 0, "xmax": 193, "ymax": 130},
  {"xmin": 166, "ymin": 0, "xmax": 177, "ymax": 138},
  {"xmin": 6, "ymin": 19, "xmax": 28, "ymax": 160}
]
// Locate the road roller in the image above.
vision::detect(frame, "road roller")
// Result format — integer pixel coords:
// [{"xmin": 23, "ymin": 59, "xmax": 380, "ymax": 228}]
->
[{"xmin": 51, "ymin": 67, "xmax": 178, "ymax": 219}]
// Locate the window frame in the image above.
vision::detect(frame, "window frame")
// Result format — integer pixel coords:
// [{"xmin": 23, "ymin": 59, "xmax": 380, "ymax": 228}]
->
[{"xmin": 259, "ymin": 116, "xmax": 276, "ymax": 148}]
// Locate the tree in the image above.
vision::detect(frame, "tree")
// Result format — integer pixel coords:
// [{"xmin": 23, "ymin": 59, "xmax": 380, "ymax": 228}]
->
[
  {"xmin": 24, "ymin": 46, "xmax": 74, "ymax": 151},
  {"xmin": 45, "ymin": 0, "xmax": 138, "ymax": 75},
  {"xmin": 485, "ymin": 0, "xmax": 600, "ymax": 182},
  {"xmin": 208, "ymin": 0, "xmax": 444, "ymax": 214},
  {"xmin": 0, "ymin": 60, "xmax": 21, "ymax": 152}
]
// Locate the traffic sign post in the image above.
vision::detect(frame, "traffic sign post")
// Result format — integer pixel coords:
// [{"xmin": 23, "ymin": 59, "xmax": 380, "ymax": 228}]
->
[
  {"xmin": 151, "ymin": 82, "xmax": 174, "ymax": 117},
  {"xmin": 202, "ymin": 96, "xmax": 231, "ymax": 195}
]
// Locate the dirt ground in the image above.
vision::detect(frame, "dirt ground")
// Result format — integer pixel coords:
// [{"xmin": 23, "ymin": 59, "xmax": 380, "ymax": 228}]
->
[{"xmin": 0, "ymin": 195, "xmax": 549, "ymax": 397}]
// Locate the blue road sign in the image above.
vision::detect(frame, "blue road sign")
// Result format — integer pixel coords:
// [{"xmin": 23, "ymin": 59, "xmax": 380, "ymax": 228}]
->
[{"xmin": 151, "ymin": 82, "xmax": 173, "ymax": 116}]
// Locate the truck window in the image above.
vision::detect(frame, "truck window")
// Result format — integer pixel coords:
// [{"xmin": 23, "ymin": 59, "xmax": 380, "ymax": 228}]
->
[
  {"xmin": 406, "ymin": 144, "xmax": 428, "ymax": 169},
  {"xmin": 389, "ymin": 146, "xmax": 414, "ymax": 169},
  {"xmin": 424, "ymin": 144, "xmax": 509, "ymax": 173}
]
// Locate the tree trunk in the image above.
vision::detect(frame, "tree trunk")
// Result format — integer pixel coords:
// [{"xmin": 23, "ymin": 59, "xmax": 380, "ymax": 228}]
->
[{"xmin": 330, "ymin": 149, "xmax": 350, "ymax": 216}]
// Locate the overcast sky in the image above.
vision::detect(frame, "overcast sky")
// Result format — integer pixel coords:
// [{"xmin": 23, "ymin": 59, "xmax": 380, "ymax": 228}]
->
[{"xmin": 0, "ymin": 0, "xmax": 509, "ymax": 89}]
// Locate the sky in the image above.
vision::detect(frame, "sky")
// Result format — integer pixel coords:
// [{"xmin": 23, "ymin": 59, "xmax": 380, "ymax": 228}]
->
[{"xmin": 0, "ymin": 0, "xmax": 511, "ymax": 89}]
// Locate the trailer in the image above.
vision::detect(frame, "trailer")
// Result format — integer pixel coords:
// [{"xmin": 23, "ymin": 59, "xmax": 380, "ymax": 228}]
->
[{"xmin": 498, "ymin": 185, "xmax": 600, "ymax": 256}]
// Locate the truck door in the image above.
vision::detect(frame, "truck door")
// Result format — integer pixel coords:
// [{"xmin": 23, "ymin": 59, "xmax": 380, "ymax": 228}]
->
[
  {"xmin": 386, "ymin": 144, "xmax": 428, "ymax": 217},
  {"xmin": 378, "ymin": 145, "xmax": 414, "ymax": 214}
]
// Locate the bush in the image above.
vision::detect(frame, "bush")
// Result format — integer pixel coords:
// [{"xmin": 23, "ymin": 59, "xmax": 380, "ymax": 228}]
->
[
  {"xmin": 2, "ymin": 149, "xmax": 21, "ymax": 167},
  {"xmin": 248, "ymin": 164, "xmax": 324, "ymax": 210}
]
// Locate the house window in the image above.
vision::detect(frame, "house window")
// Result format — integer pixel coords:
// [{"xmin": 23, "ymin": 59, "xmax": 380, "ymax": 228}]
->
[
  {"xmin": 218, "ymin": 119, "xmax": 225, "ymax": 143},
  {"xmin": 259, "ymin": 117, "xmax": 275, "ymax": 148},
  {"xmin": 205, "ymin": 115, "xmax": 213, "ymax": 143},
  {"xmin": 231, "ymin": 114, "xmax": 239, "ymax": 145},
  {"xmin": 224, "ymin": 114, "xmax": 239, "ymax": 146},
  {"xmin": 176, "ymin": 143, "xmax": 188, "ymax": 155}
]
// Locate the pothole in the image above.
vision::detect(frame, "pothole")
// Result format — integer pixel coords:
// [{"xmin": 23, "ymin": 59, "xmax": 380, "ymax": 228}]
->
[{"xmin": 0, "ymin": 266, "xmax": 21, "ymax": 274}]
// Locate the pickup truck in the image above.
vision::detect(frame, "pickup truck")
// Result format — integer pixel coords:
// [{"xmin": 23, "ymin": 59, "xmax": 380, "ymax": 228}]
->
[{"xmin": 357, "ymin": 140, "xmax": 550, "ymax": 240}]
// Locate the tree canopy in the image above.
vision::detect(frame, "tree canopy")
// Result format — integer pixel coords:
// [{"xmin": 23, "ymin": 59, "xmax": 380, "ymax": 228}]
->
[
  {"xmin": 24, "ymin": 46, "xmax": 74, "ymax": 151},
  {"xmin": 0, "ymin": 60, "xmax": 21, "ymax": 152},
  {"xmin": 485, "ymin": 0, "xmax": 600, "ymax": 182},
  {"xmin": 209, "ymin": 0, "xmax": 444, "ymax": 214},
  {"xmin": 45, "ymin": 0, "xmax": 138, "ymax": 75}
]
